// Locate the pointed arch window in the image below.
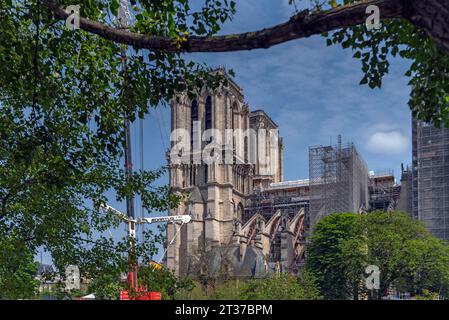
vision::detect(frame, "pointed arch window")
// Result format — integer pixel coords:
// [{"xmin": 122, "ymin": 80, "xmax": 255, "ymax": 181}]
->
[
  {"xmin": 191, "ymin": 100, "xmax": 199, "ymax": 122},
  {"xmin": 205, "ymin": 96, "xmax": 212, "ymax": 131},
  {"xmin": 232, "ymin": 102, "xmax": 238, "ymax": 156},
  {"xmin": 244, "ymin": 136, "xmax": 248, "ymax": 163},
  {"xmin": 205, "ymin": 96, "xmax": 213, "ymax": 144},
  {"xmin": 191, "ymin": 100, "xmax": 198, "ymax": 158}
]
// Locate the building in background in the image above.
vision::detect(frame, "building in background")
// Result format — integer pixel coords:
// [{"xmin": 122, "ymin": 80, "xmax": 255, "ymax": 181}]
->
[
  {"xmin": 36, "ymin": 264, "xmax": 59, "ymax": 295},
  {"xmin": 166, "ymin": 73, "xmax": 417, "ymax": 279},
  {"xmin": 35, "ymin": 264, "xmax": 90, "ymax": 297},
  {"xmin": 412, "ymin": 119, "xmax": 449, "ymax": 241}
]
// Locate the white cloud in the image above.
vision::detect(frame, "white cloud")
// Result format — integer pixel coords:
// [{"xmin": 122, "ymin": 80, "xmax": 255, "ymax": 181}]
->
[{"xmin": 366, "ymin": 131, "xmax": 409, "ymax": 155}]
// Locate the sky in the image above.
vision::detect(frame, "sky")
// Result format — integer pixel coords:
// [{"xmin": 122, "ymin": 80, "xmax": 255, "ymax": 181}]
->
[
  {"xmin": 126, "ymin": 0, "xmax": 413, "ymax": 204},
  {"xmin": 136, "ymin": 0, "xmax": 412, "ymax": 183},
  {"xmin": 40, "ymin": 0, "xmax": 414, "ymax": 265}
]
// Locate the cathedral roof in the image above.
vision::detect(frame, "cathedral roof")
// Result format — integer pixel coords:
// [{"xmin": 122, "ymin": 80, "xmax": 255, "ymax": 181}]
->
[{"xmin": 249, "ymin": 109, "xmax": 278, "ymax": 128}]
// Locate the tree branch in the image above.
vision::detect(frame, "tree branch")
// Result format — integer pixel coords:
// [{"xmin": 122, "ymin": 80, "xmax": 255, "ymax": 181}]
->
[
  {"xmin": 41, "ymin": 0, "xmax": 449, "ymax": 55},
  {"xmin": 41, "ymin": 0, "xmax": 409, "ymax": 52}
]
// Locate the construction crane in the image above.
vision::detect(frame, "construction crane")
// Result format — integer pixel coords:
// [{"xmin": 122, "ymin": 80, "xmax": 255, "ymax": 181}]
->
[
  {"xmin": 113, "ymin": 0, "xmax": 192, "ymax": 300},
  {"xmin": 101, "ymin": 204, "xmax": 191, "ymax": 227},
  {"xmin": 100, "ymin": 204, "xmax": 192, "ymax": 300},
  {"xmin": 115, "ymin": 0, "xmax": 139, "ymax": 294}
]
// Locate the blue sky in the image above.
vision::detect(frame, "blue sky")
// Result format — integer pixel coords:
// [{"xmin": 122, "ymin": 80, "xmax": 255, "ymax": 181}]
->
[
  {"xmin": 39, "ymin": 1, "xmax": 415, "ymax": 264},
  {"xmin": 137, "ymin": 0, "xmax": 412, "ymax": 183}
]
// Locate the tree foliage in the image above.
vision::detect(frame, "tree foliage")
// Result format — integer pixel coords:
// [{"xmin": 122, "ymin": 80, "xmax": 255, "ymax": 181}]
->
[
  {"xmin": 175, "ymin": 272, "xmax": 322, "ymax": 300},
  {"xmin": 306, "ymin": 213, "xmax": 362, "ymax": 300},
  {"xmin": 88, "ymin": 273, "xmax": 125, "ymax": 300},
  {"xmin": 0, "ymin": 233, "xmax": 39, "ymax": 299},
  {"xmin": 235, "ymin": 271, "xmax": 322, "ymax": 300},
  {"xmin": 138, "ymin": 265, "xmax": 194, "ymax": 300},
  {"xmin": 307, "ymin": 211, "xmax": 449, "ymax": 300},
  {"xmin": 0, "ymin": 0, "xmax": 233, "ymax": 297}
]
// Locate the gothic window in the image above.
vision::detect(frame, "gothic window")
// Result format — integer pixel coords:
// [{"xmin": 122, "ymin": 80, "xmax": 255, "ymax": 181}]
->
[
  {"xmin": 191, "ymin": 100, "xmax": 199, "ymax": 122},
  {"xmin": 204, "ymin": 164, "xmax": 208, "ymax": 184},
  {"xmin": 191, "ymin": 100, "xmax": 198, "ymax": 152},
  {"xmin": 205, "ymin": 96, "xmax": 212, "ymax": 131},
  {"xmin": 189, "ymin": 165, "xmax": 196, "ymax": 186},
  {"xmin": 244, "ymin": 136, "xmax": 248, "ymax": 163},
  {"xmin": 232, "ymin": 103, "xmax": 237, "ymax": 130},
  {"xmin": 232, "ymin": 102, "xmax": 238, "ymax": 156},
  {"xmin": 205, "ymin": 96, "xmax": 213, "ymax": 144},
  {"xmin": 188, "ymin": 166, "xmax": 192, "ymax": 187}
]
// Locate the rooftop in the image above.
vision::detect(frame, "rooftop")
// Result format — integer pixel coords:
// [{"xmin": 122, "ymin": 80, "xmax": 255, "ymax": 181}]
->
[
  {"xmin": 266, "ymin": 179, "xmax": 310, "ymax": 190},
  {"xmin": 250, "ymin": 109, "xmax": 278, "ymax": 128}
]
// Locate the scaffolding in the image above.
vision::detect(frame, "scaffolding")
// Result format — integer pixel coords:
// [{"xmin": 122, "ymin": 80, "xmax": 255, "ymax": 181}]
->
[
  {"xmin": 368, "ymin": 170, "xmax": 401, "ymax": 212},
  {"xmin": 398, "ymin": 164, "xmax": 413, "ymax": 215},
  {"xmin": 412, "ymin": 120, "xmax": 449, "ymax": 241},
  {"xmin": 308, "ymin": 136, "xmax": 369, "ymax": 228},
  {"xmin": 243, "ymin": 179, "xmax": 309, "ymax": 267},
  {"xmin": 243, "ymin": 180, "xmax": 309, "ymax": 223}
]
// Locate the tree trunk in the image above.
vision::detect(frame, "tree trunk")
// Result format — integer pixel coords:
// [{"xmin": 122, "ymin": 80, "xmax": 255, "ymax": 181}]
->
[{"xmin": 406, "ymin": 0, "xmax": 449, "ymax": 53}]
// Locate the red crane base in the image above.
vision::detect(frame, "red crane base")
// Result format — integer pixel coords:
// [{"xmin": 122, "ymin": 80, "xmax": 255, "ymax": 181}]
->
[{"xmin": 120, "ymin": 272, "xmax": 161, "ymax": 300}]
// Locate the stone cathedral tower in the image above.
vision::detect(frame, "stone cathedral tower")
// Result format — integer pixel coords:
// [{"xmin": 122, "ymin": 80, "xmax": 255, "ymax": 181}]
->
[{"xmin": 166, "ymin": 73, "xmax": 284, "ymax": 278}]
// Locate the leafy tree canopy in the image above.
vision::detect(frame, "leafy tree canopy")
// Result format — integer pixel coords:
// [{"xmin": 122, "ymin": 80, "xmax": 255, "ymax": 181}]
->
[
  {"xmin": 0, "ymin": 0, "xmax": 232, "ymax": 298},
  {"xmin": 175, "ymin": 271, "xmax": 322, "ymax": 300},
  {"xmin": 138, "ymin": 265, "xmax": 194, "ymax": 300},
  {"xmin": 306, "ymin": 212, "xmax": 362, "ymax": 299},
  {"xmin": 307, "ymin": 211, "xmax": 449, "ymax": 300},
  {"xmin": 0, "ymin": 233, "xmax": 39, "ymax": 299}
]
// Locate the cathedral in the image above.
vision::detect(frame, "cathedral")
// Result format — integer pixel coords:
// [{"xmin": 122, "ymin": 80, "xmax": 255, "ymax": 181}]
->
[
  {"xmin": 163, "ymin": 71, "xmax": 434, "ymax": 281},
  {"xmin": 165, "ymin": 72, "xmax": 308, "ymax": 279}
]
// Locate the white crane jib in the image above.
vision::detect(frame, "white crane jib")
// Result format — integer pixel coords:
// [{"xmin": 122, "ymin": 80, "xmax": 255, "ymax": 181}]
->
[
  {"xmin": 100, "ymin": 204, "xmax": 191, "ymax": 239},
  {"xmin": 100, "ymin": 204, "xmax": 191, "ymax": 225},
  {"xmin": 139, "ymin": 215, "xmax": 192, "ymax": 225},
  {"xmin": 100, "ymin": 204, "xmax": 192, "ymax": 264}
]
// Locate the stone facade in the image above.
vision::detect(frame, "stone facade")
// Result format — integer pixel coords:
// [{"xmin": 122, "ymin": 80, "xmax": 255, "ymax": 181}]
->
[
  {"xmin": 166, "ymin": 74, "xmax": 284, "ymax": 278},
  {"xmin": 165, "ymin": 74, "xmax": 404, "ymax": 278}
]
